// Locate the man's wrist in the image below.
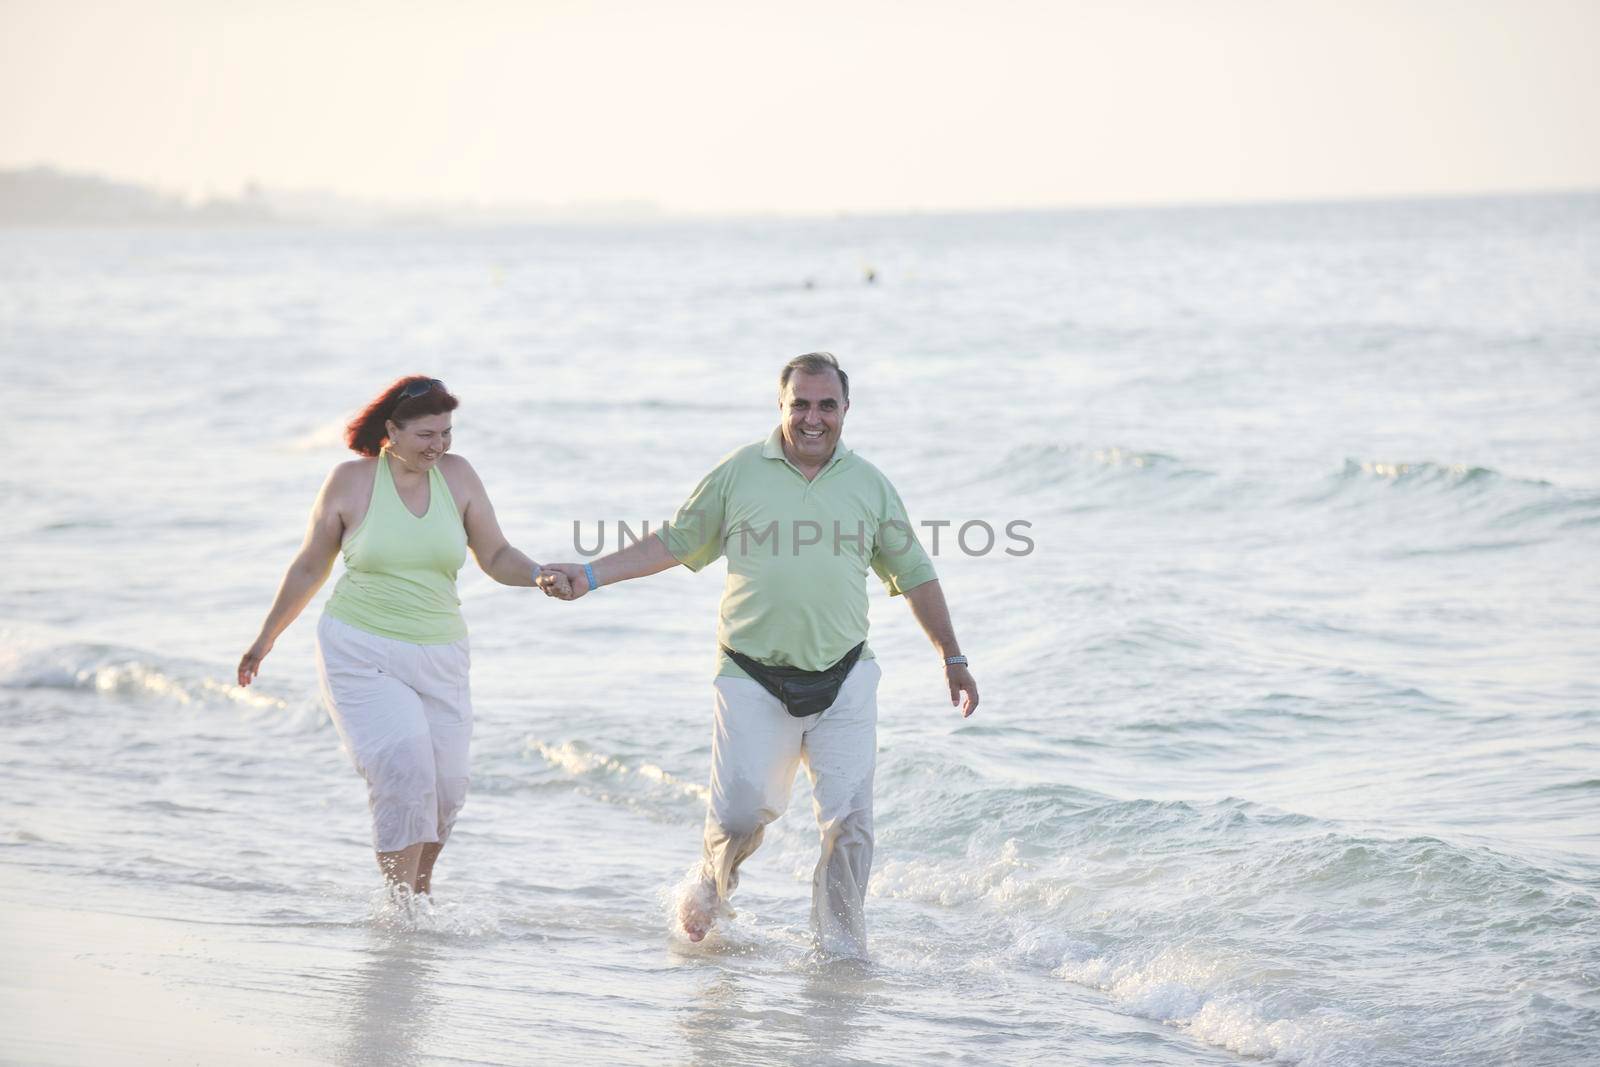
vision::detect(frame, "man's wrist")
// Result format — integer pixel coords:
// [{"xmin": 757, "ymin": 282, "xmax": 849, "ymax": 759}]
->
[
  {"xmin": 943, "ymin": 654, "xmax": 968, "ymax": 667},
  {"xmin": 584, "ymin": 562, "xmax": 600, "ymax": 591}
]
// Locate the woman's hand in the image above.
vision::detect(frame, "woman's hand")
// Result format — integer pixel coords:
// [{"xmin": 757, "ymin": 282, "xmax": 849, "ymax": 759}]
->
[
  {"xmin": 538, "ymin": 564, "xmax": 587, "ymax": 600},
  {"xmin": 539, "ymin": 567, "xmax": 574, "ymax": 599},
  {"xmin": 238, "ymin": 638, "xmax": 273, "ymax": 687}
]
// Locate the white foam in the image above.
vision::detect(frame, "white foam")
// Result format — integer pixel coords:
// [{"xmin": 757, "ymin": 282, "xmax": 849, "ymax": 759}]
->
[
  {"xmin": 366, "ymin": 884, "xmax": 503, "ymax": 938},
  {"xmin": 869, "ymin": 839, "xmax": 1082, "ymax": 912},
  {"xmin": 530, "ymin": 739, "xmax": 626, "ymax": 777},
  {"xmin": 635, "ymin": 761, "xmax": 712, "ymax": 802},
  {"xmin": 1357, "ymin": 460, "xmax": 1472, "ymax": 481},
  {"xmin": 1054, "ymin": 945, "xmax": 1353, "ymax": 1063},
  {"xmin": 2, "ymin": 644, "xmax": 294, "ymax": 714},
  {"xmin": 529, "ymin": 739, "xmax": 710, "ymax": 803},
  {"xmin": 868, "ymin": 835, "xmax": 1355, "ymax": 1063},
  {"xmin": 659, "ymin": 865, "xmax": 729, "ymax": 948},
  {"xmin": 86, "ymin": 660, "xmax": 289, "ymax": 711},
  {"xmin": 1187, "ymin": 997, "xmax": 1336, "ymax": 1062},
  {"xmin": 1093, "ymin": 446, "xmax": 1159, "ymax": 469}
]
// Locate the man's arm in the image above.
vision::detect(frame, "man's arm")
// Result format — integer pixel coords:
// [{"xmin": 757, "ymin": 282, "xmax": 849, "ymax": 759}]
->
[
  {"xmin": 902, "ymin": 579, "xmax": 979, "ymax": 717},
  {"xmin": 539, "ymin": 532, "xmax": 682, "ymax": 599}
]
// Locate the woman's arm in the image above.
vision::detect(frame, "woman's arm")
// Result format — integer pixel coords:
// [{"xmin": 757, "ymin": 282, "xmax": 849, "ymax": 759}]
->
[
  {"xmin": 237, "ymin": 466, "xmax": 348, "ymax": 686},
  {"xmin": 450, "ymin": 455, "xmax": 563, "ymax": 590}
]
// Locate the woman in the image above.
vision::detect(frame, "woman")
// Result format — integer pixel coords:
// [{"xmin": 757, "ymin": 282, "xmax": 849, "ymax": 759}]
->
[{"xmin": 237, "ymin": 376, "xmax": 565, "ymax": 896}]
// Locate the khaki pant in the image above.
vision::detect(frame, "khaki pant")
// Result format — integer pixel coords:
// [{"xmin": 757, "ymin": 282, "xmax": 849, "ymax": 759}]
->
[{"xmin": 699, "ymin": 658, "xmax": 880, "ymax": 957}]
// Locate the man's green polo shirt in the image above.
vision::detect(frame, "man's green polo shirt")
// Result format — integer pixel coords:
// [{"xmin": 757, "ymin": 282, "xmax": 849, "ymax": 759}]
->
[{"xmin": 658, "ymin": 428, "xmax": 938, "ymax": 680}]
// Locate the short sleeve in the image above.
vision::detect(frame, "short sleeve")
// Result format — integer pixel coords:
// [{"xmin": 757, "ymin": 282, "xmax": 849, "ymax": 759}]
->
[
  {"xmin": 870, "ymin": 479, "xmax": 937, "ymax": 595},
  {"xmin": 658, "ymin": 463, "xmax": 728, "ymax": 572}
]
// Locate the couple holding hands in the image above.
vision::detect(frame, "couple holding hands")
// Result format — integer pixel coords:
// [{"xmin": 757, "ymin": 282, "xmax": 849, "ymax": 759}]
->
[{"xmin": 238, "ymin": 352, "xmax": 977, "ymax": 955}]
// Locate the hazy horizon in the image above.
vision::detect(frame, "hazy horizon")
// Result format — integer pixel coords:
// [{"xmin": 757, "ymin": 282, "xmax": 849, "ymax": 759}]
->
[
  {"xmin": 4, "ymin": 0, "xmax": 1598, "ymax": 216},
  {"xmin": 5, "ymin": 161, "xmax": 1600, "ymax": 228}
]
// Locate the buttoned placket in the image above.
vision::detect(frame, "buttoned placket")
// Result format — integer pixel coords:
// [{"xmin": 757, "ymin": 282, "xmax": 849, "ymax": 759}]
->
[{"xmin": 774, "ymin": 450, "xmax": 848, "ymax": 499}]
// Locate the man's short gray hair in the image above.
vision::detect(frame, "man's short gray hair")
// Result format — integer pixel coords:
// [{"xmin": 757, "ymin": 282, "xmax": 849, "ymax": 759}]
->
[{"xmin": 779, "ymin": 351, "xmax": 850, "ymax": 402}]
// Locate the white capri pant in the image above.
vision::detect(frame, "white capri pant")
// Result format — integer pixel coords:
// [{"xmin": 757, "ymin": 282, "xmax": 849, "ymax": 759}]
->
[
  {"xmin": 699, "ymin": 658, "xmax": 880, "ymax": 957},
  {"xmin": 315, "ymin": 614, "xmax": 473, "ymax": 854}
]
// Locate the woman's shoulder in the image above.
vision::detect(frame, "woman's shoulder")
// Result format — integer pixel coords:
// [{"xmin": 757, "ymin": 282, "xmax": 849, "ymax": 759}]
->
[
  {"xmin": 325, "ymin": 457, "xmax": 378, "ymax": 496},
  {"xmin": 436, "ymin": 453, "xmax": 485, "ymax": 500},
  {"xmin": 331, "ymin": 456, "xmax": 378, "ymax": 478},
  {"xmin": 436, "ymin": 452, "xmax": 480, "ymax": 482}
]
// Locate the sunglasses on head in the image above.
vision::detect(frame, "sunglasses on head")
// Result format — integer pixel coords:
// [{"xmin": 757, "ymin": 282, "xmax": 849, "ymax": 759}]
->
[{"xmin": 396, "ymin": 378, "xmax": 446, "ymax": 401}]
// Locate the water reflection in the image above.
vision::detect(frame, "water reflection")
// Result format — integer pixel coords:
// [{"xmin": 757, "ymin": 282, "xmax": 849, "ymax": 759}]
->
[
  {"xmin": 796, "ymin": 957, "xmax": 876, "ymax": 1062},
  {"xmin": 678, "ymin": 955, "xmax": 882, "ymax": 1066},
  {"xmin": 334, "ymin": 929, "xmax": 440, "ymax": 1067}
]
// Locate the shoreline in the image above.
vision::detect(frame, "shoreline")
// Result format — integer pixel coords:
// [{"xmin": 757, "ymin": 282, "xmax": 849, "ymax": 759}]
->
[{"xmin": 3, "ymin": 896, "xmax": 324, "ymax": 1066}]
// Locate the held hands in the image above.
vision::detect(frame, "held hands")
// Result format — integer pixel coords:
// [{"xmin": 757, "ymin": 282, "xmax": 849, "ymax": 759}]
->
[
  {"xmin": 537, "ymin": 563, "xmax": 589, "ymax": 601},
  {"xmin": 946, "ymin": 663, "xmax": 979, "ymax": 718}
]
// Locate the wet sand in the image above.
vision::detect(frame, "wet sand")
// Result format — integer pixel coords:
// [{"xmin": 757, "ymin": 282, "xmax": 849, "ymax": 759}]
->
[{"xmin": 4, "ymin": 900, "xmax": 319, "ymax": 1065}]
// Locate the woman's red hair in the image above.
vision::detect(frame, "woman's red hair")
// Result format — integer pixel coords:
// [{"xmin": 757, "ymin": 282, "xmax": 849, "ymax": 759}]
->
[{"xmin": 345, "ymin": 376, "xmax": 460, "ymax": 457}]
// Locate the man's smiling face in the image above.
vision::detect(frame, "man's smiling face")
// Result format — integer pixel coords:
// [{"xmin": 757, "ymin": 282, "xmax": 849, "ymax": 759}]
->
[{"xmin": 779, "ymin": 369, "xmax": 849, "ymax": 469}]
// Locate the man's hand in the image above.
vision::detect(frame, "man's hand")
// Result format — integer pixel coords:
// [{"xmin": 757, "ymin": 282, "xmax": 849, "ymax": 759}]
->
[
  {"xmin": 538, "ymin": 563, "xmax": 588, "ymax": 601},
  {"xmin": 946, "ymin": 663, "xmax": 979, "ymax": 717},
  {"xmin": 902, "ymin": 581, "xmax": 976, "ymax": 716}
]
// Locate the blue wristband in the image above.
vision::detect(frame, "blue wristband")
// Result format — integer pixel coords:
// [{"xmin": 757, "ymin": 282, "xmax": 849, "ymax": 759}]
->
[{"xmin": 584, "ymin": 562, "xmax": 599, "ymax": 591}]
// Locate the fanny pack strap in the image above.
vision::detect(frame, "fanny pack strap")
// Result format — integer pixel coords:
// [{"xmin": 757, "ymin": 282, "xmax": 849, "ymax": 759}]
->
[{"xmin": 721, "ymin": 642, "xmax": 865, "ymax": 718}]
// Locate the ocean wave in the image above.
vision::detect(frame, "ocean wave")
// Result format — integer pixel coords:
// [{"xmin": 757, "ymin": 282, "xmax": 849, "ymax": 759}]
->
[
  {"xmin": 1533, "ymin": 777, "xmax": 1600, "ymax": 796},
  {"xmin": 873, "ymin": 763, "xmax": 1108, "ymax": 850},
  {"xmin": 1078, "ymin": 619, "xmax": 1207, "ymax": 657},
  {"xmin": 0, "ymin": 642, "xmax": 325, "ymax": 732},
  {"xmin": 1317, "ymin": 457, "xmax": 1577, "ymax": 503},
  {"xmin": 866, "ymin": 802, "xmax": 1594, "ymax": 1064},
  {"xmin": 1067, "ymin": 796, "xmax": 1318, "ymax": 846},
  {"xmin": 1054, "ymin": 944, "xmax": 1362, "ymax": 1063},
  {"xmin": 872, "ymin": 839, "xmax": 1055, "ymax": 909},
  {"xmin": 1290, "ymin": 459, "xmax": 1513, "ymax": 511},
  {"xmin": 867, "ymin": 824, "xmax": 1368, "ymax": 1064},
  {"xmin": 1493, "ymin": 494, "xmax": 1600, "ymax": 530},
  {"xmin": 524, "ymin": 738, "xmax": 710, "ymax": 810},
  {"xmin": 984, "ymin": 442, "xmax": 1219, "ymax": 507},
  {"xmin": 871, "ymin": 797, "xmax": 1315, "ymax": 908},
  {"xmin": 1292, "ymin": 459, "xmax": 1600, "ymax": 538},
  {"xmin": 2, "ymin": 643, "xmax": 280, "ymax": 706},
  {"xmin": 1340, "ymin": 459, "xmax": 1506, "ymax": 488},
  {"xmin": 982, "ymin": 446, "xmax": 1600, "ymax": 541}
]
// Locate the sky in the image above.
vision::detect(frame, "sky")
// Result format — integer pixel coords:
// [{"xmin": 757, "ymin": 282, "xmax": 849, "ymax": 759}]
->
[{"xmin": 2, "ymin": 0, "xmax": 1597, "ymax": 215}]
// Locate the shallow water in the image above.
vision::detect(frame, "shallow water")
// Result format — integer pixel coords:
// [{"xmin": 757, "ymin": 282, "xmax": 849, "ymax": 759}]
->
[{"xmin": 3, "ymin": 194, "xmax": 1599, "ymax": 1064}]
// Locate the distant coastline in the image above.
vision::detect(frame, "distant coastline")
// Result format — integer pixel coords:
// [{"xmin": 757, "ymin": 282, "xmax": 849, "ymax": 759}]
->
[
  {"xmin": 0, "ymin": 165, "xmax": 663, "ymax": 228},
  {"xmin": 3, "ymin": 165, "xmax": 1593, "ymax": 230},
  {"xmin": 0, "ymin": 166, "xmax": 278, "ymax": 227}
]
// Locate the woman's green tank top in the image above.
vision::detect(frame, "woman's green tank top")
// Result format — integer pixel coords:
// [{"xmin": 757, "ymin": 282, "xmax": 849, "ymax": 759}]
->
[{"xmin": 325, "ymin": 455, "xmax": 469, "ymax": 644}]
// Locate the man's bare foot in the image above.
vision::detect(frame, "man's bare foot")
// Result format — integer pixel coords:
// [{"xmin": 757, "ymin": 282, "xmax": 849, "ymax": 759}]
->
[{"xmin": 678, "ymin": 883, "xmax": 716, "ymax": 942}]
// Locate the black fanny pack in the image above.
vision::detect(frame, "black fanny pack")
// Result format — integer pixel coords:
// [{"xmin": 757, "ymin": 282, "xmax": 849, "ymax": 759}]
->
[{"xmin": 721, "ymin": 642, "xmax": 865, "ymax": 718}]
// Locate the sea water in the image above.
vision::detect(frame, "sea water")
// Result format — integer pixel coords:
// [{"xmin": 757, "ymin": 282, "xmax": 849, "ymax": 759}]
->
[{"xmin": 2, "ymin": 194, "xmax": 1597, "ymax": 1065}]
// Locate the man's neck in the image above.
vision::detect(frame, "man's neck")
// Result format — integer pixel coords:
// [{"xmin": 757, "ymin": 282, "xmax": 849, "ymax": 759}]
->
[{"xmin": 781, "ymin": 442, "xmax": 833, "ymax": 482}]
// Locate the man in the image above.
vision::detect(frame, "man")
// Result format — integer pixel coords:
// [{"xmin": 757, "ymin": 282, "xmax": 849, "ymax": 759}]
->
[{"xmin": 539, "ymin": 352, "xmax": 978, "ymax": 956}]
